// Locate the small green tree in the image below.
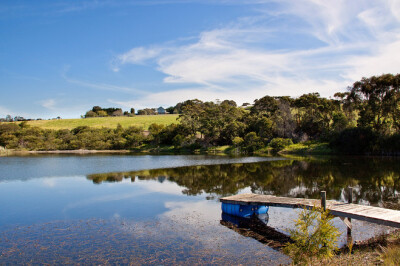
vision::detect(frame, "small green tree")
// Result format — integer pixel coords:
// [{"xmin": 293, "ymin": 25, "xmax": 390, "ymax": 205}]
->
[
  {"xmin": 97, "ymin": 110, "xmax": 108, "ymax": 117},
  {"xmin": 243, "ymin": 132, "xmax": 264, "ymax": 153},
  {"xmin": 232, "ymin": 136, "xmax": 244, "ymax": 146},
  {"xmin": 232, "ymin": 136, "xmax": 244, "ymax": 153},
  {"xmin": 269, "ymin": 138, "xmax": 293, "ymax": 152},
  {"xmin": 284, "ymin": 207, "xmax": 340, "ymax": 265},
  {"xmin": 84, "ymin": 110, "xmax": 98, "ymax": 118},
  {"xmin": 148, "ymin": 123, "xmax": 165, "ymax": 145}
]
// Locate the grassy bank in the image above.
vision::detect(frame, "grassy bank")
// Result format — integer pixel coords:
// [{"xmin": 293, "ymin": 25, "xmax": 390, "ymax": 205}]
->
[
  {"xmin": 140, "ymin": 143, "xmax": 336, "ymax": 156},
  {"xmin": 128, "ymin": 145, "xmax": 236, "ymax": 155},
  {"xmin": 21, "ymin": 115, "xmax": 179, "ymax": 130},
  {"xmin": 279, "ymin": 142, "xmax": 334, "ymax": 155}
]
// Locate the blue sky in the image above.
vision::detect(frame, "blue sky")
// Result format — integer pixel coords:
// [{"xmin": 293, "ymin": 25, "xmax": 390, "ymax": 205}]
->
[{"xmin": 1, "ymin": 0, "xmax": 400, "ymax": 118}]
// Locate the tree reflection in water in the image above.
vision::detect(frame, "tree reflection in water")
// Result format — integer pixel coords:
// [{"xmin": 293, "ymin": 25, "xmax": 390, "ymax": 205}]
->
[{"xmin": 87, "ymin": 157, "xmax": 400, "ymax": 208}]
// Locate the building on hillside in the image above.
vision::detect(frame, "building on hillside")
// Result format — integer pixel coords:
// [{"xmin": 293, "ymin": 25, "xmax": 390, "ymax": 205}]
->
[
  {"xmin": 14, "ymin": 116, "xmax": 26, "ymax": 121},
  {"xmin": 157, "ymin": 107, "xmax": 166, "ymax": 114},
  {"xmin": 240, "ymin": 103, "xmax": 253, "ymax": 109}
]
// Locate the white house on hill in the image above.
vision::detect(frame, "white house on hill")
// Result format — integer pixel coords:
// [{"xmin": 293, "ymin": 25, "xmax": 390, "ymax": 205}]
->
[{"xmin": 157, "ymin": 107, "xmax": 166, "ymax": 114}]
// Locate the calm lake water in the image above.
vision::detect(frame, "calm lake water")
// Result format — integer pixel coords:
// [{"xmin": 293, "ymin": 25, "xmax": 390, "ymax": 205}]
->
[{"xmin": 1, "ymin": 154, "xmax": 400, "ymax": 264}]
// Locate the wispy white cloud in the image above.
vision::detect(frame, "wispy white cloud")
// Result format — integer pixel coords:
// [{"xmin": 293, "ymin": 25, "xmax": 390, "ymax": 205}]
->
[
  {"xmin": 61, "ymin": 66, "xmax": 144, "ymax": 94},
  {"xmin": 110, "ymin": 78, "xmax": 347, "ymax": 109},
  {"xmin": 65, "ymin": 77, "xmax": 142, "ymax": 94},
  {"xmin": 113, "ymin": 0, "xmax": 400, "ymax": 105},
  {"xmin": 42, "ymin": 0, "xmax": 267, "ymax": 17},
  {"xmin": 41, "ymin": 99, "xmax": 57, "ymax": 110},
  {"xmin": 345, "ymin": 37, "xmax": 400, "ymax": 80},
  {"xmin": 108, "ymin": 87, "xmax": 254, "ymax": 109},
  {"xmin": 113, "ymin": 46, "xmax": 165, "ymax": 70},
  {"xmin": 36, "ymin": 93, "xmax": 97, "ymax": 118},
  {"xmin": 268, "ymin": 0, "xmax": 367, "ymax": 45}
]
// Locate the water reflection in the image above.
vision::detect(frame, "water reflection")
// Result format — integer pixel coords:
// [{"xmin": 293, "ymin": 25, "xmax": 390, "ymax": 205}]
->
[
  {"xmin": 0, "ymin": 154, "xmax": 272, "ymax": 182},
  {"xmin": 220, "ymin": 213, "xmax": 292, "ymax": 251},
  {"xmin": 87, "ymin": 157, "xmax": 400, "ymax": 207},
  {"xmin": 2, "ymin": 155, "xmax": 400, "ymax": 264},
  {"xmin": 0, "ymin": 197, "xmax": 291, "ymax": 265}
]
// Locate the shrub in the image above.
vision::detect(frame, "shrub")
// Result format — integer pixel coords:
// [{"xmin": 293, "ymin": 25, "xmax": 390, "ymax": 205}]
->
[
  {"xmin": 243, "ymin": 132, "xmax": 264, "ymax": 153},
  {"xmin": 232, "ymin": 136, "xmax": 244, "ymax": 146},
  {"xmin": 268, "ymin": 138, "xmax": 293, "ymax": 152},
  {"xmin": 123, "ymin": 126, "xmax": 145, "ymax": 148},
  {"xmin": 180, "ymin": 136, "xmax": 202, "ymax": 150},
  {"xmin": 283, "ymin": 207, "xmax": 340, "ymax": 264},
  {"xmin": 84, "ymin": 110, "xmax": 98, "ymax": 118},
  {"xmin": 172, "ymin": 134, "xmax": 183, "ymax": 148}
]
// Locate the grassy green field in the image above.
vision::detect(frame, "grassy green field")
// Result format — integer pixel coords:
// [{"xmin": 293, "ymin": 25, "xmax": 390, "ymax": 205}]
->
[
  {"xmin": 22, "ymin": 115, "xmax": 179, "ymax": 130},
  {"xmin": 280, "ymin": 142, "xmax": 333, "ymax": 155}
]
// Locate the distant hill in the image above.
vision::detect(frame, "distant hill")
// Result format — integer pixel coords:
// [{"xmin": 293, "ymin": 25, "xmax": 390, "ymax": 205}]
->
[{"xmin": 22, "ymin": 115, "xmax": 179, "ymax": 130}]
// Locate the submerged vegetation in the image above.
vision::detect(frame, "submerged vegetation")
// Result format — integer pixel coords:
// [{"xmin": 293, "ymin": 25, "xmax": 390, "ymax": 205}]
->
[{"xmin": 1, "ymin": 73, "xmax": 400, "ymax": 155}]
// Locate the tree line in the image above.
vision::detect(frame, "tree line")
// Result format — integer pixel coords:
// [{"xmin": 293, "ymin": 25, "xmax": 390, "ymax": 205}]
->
[
  {"xmin": 172, "ymin": 73, "xmax": 400, "ymax": 154},
  {"xmin": 84, "ymin": 106, "xmax": 175, "ymax": 117},
  {"xmin": 84, "ymin": 106, "xmax": 135, "ymax": 117},
  {"xmin": 0, "ymin": 115, "xmax": 60, "ymax": 122},
  {"xmin": 1, "ymin": 73, "xmax": 399, "ymax": 154}
]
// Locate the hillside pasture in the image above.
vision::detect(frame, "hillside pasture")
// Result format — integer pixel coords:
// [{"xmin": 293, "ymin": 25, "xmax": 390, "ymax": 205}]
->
[{"xmin": 22, "ymin": 115, "xmax": 179, "ymax": 130}]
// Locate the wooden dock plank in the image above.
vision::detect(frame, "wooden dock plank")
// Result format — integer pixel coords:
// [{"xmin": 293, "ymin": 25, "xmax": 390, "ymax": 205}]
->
[{"xmin": 220, "ymin": 193, "xmax": 400, "ymax": 228}]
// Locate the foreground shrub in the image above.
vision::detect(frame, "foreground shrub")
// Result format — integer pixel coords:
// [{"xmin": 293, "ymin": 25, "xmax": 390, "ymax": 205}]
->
[{"xmin": 284, "ymin": 207, "xmax": 340, "ymax": 264}]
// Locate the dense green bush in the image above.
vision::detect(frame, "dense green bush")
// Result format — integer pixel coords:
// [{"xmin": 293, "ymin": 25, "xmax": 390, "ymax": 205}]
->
[
  {"xmin": 242, "ymin": 132, "xmax": 264, "ymax": 153},
  {"xmin": 268, "ymin": 138, "xmax": 293, "ymax": 151},
  {"xmin": 0, "ymin": 123, "xmax": 146, "ymax": 151}
]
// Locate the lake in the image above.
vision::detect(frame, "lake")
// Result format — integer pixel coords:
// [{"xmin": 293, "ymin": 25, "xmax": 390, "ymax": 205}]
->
[{"xmin": 1, "ymin": 154, "xmax": 400, "ymax": 264}]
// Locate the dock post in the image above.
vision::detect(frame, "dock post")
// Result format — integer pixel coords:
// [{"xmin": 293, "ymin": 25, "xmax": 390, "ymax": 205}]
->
[
  {"xmin": 320, "ymin": 191, "xmax": 327, "ymax": 248},
  {"xmin": 320, "ymin": 191, "xmax": 326, "ymax": 212},
  {"xmin": 348, "ymin": 187, "xmax": 353, "ymax": 204},
  {"xmin": 347, "ymin": 187, "xmax": 353, "ymax": 246}
]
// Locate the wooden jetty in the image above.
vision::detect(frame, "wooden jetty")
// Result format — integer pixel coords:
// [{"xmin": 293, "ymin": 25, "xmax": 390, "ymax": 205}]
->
[{"xmin": 220, "ymin": 193, "xmax": 400, "ymax": 229}]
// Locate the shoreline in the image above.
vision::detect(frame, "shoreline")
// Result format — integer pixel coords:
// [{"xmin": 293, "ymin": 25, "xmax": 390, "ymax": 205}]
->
[
  {"xmin": 2, "ymin": 144, "xmax": 399, "ymax": 157},
  {"xmin": 0, "ymin": 149, "xmax": 132, "ymax": 156},
  {"xmin": 28, "ymin": 149, "xmax": 132, "ymax": 154}
]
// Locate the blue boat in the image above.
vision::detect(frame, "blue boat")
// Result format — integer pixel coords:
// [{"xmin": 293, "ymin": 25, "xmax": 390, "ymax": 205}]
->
[{"xmin": 221, "ymin": 202, "xmax": 269, "ymax": 218}]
